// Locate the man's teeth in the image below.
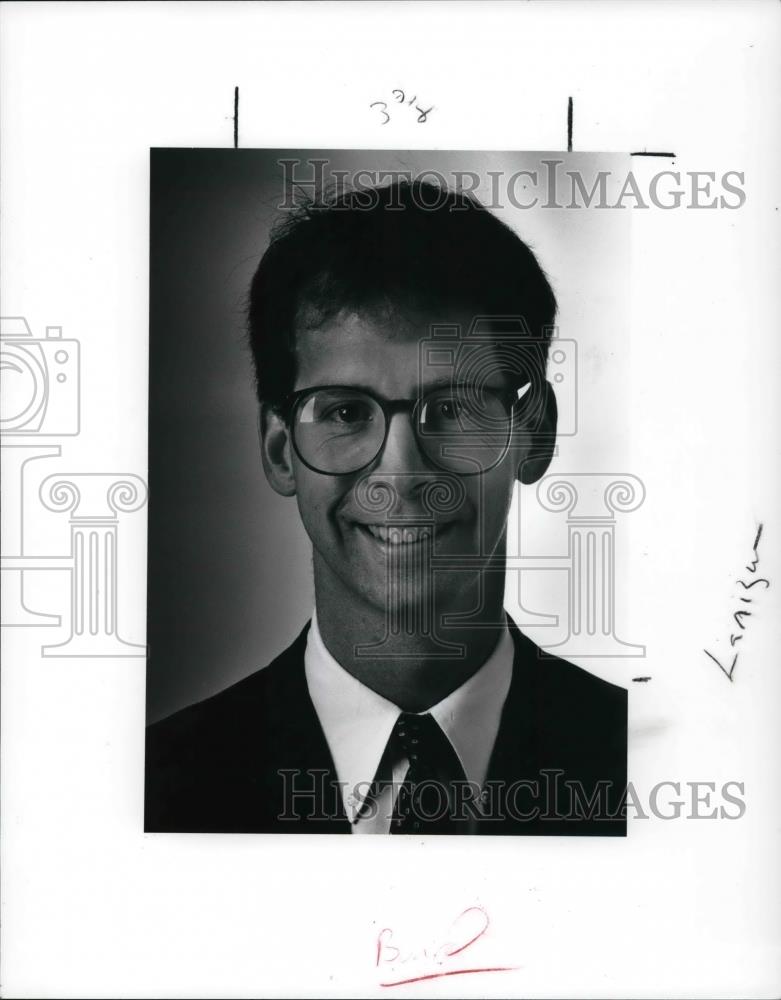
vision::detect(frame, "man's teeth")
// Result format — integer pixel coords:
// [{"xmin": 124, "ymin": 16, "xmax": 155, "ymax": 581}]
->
[{"xmin": 361, "ymin": 524, "xmax": 435, "ymax": 544}]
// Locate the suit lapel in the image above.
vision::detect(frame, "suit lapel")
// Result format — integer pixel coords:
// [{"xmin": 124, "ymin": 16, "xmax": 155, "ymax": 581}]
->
[
  {"xmin": 485, "ymin": 616, "xmax": 538, "ymax": 783},
  {"xmin": 257, "ymin": 622, "xmax": 351, "ymax": 831}
]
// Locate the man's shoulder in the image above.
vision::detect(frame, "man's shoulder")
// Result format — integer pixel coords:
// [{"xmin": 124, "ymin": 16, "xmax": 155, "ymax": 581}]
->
[
  {"xmin": 512, "ymin": 624, "xmax": 628, "ymax": 753},
  {"xmin": 144, "ymin": 621, "xmax": 319, "ymax": 832},
  {"xmin": 527, "ymin": 640, "xmax": 628, "ymax": 760},
  {"xmin": 492, "ymin": 620, "xmax": 628, "ymax": 835},
  {"xmin": 146, "ymin": 621, "xmax": 311, "ymax": 755},
  {"xmin": 509, "ymin": 620, "xmax": 627, "ymax": 712}
]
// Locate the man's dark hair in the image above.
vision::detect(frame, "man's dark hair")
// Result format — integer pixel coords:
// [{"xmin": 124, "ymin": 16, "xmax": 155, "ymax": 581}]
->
[{"xmin": 247, "ymin": 179, "xmax": 557, "ymax": 410}]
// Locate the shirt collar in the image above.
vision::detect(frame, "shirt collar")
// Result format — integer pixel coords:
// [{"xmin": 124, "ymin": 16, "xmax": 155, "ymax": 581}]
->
[{"xmin": 304, "ymin": 609, "xmax": 514, "ymax": 823}]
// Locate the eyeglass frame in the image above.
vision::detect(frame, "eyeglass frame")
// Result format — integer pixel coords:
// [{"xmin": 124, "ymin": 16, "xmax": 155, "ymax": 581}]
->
[{"xmin": 273, "ymin": 379, "xmax": 534, "ymax": 477}]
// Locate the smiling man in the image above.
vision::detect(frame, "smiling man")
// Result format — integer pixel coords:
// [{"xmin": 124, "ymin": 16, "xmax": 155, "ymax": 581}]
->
[{"xmin": 144, "ymin": 179, "xmax": 628, "ymax": 836}]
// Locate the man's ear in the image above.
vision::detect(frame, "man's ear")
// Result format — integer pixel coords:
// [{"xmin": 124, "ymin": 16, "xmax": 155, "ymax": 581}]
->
[
  {"xmin": 259, "ymin": 403, "xmax": 297, "ymax": 497},
  {"xmin": 517, "ymin": 381, "xmax": 558, "ymax": 485}
]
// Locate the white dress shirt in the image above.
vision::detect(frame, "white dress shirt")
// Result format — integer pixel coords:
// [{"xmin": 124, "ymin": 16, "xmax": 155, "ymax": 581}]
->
[{"xmin": 304, "ymin": 609, "xmax": 514, "ymax": 833}]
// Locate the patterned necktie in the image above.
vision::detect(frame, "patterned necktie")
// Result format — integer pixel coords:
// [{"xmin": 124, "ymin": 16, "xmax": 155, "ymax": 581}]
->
[{"xmin": 389, "ymin": 712, "xmax": 469, "ymax": 834}]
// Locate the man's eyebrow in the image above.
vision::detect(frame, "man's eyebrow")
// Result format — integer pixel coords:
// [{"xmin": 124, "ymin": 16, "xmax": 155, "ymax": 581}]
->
[
  {"xmin": 294, "ymin": 376, "xmax": 525, "ymax": 398},
  {"xmin": 331, "ymin": 376, "xmax": 511, "ymax": 395},
  {"xmin": 419, "ymin": 375, "xmax": 465, "ymax": 392},
  {"xmin": 419, "ymin": 375, "xmax": 524, "ymax": 394}
]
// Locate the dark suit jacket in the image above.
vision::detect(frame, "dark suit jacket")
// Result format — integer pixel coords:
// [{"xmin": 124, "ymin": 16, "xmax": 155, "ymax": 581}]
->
[{"xmin": 145, "ymin": 618, "xmax": 627, "ymax": 835}]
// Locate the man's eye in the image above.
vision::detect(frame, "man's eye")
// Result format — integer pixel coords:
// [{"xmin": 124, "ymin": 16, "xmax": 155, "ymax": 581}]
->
[
  {"xmin": 322, "ymin": 403, "xmax": 373, "ymax": 424},
  {"xmin": 437, "ymin": 398, "xmax": 466, "ymax": 420}
]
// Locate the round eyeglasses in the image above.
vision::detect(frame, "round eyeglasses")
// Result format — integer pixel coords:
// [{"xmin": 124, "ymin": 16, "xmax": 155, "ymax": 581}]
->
[{"xmin": 277, "ymin": 381, "xmax": 532, "ymax": 476}]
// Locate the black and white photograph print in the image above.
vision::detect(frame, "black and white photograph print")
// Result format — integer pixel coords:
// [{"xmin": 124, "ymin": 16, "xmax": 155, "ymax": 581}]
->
[
  {"xmin": 4, "ymin": 3, "xmax": 781, "ymax": 997},
  {"xmin": 144, "ymin": 149, "xmax": 638, "ymax": 835}
]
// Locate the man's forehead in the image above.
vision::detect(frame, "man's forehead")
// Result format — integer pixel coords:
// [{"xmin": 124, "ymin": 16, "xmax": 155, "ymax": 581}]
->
[
  {"xmin": 294, "ymin": 309, "xmax": 527, "ymax": 401},
  {"xmin": 297, "ymin": 305, "xmax": 448, "ymax": 342},
  {"xmin": 293, "ymin": 306, "xmax": 512, "ymax": 387},
  {"xmin": 294, "ymin": 306, "xmax": 525, "ymax": 356}
]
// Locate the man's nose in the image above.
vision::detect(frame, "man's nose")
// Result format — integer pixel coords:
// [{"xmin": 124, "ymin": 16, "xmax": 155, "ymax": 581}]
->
[
  {"xmin": 356, "ymin": 411, "xmax": 462, "ymax": 519},
  {"xmin": 373, "ymin": 410, "xmax": 430, "ymax": 478},
  {"xmin": 370, "ymin": 413, "xmax": 436, "ymax": 499}
]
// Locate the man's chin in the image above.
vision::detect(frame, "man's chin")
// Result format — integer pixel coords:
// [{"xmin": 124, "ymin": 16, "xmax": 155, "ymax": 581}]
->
[
  {"xmin": 353, "ymin": 578, "xmax": 435, "ymax": 609},
  {"xmin": 345, "ymin": 572, "xmax": 474, "ymax": 622}
]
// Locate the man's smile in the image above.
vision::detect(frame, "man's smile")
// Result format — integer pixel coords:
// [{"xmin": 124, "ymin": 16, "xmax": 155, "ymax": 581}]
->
[
  {"xmin": 343, "ymin": 513, "xmax": 467, "ymax": 559},
  {"xmin": 352, "ymin": 521, "xmax": 459, "ymax": 547}
]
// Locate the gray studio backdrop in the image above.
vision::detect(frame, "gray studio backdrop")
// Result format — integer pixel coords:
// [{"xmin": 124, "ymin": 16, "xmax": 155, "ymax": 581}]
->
[{"xmin": 147, "ymin": 149, "xmax": 630, "ymax": 723}]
